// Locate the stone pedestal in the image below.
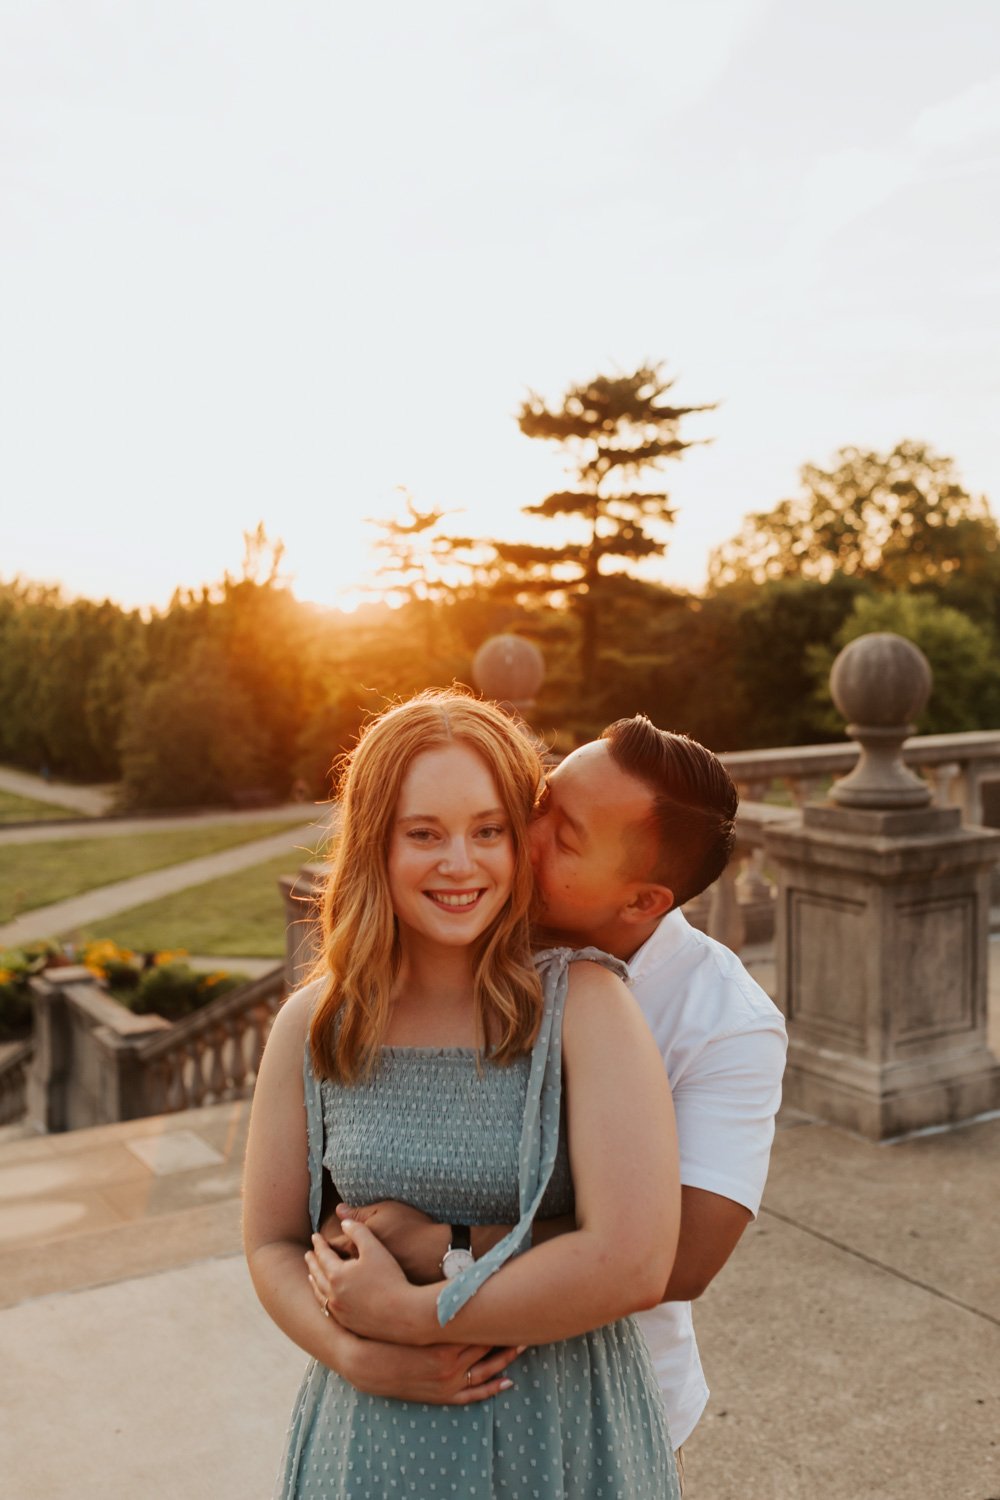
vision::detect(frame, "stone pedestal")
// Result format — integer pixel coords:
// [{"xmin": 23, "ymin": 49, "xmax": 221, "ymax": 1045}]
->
[{"xmin": 764, "ymin": 802, "xmax": 1000, "ymax": 1138}]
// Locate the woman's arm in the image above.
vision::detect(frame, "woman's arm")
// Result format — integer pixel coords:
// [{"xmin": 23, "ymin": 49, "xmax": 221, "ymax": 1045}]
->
[
  {"xmin": 242, "ymin": 989, "xmax": 520, "ymax": 1404},
  {"xmin": 312, "ymin": 961, "xmax": 680, "ymax": 1348}
]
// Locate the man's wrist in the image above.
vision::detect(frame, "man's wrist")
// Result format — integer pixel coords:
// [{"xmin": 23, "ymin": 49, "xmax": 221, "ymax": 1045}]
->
[{"xmin": 470, "ymin": 1223, "xmax": 509, "ymax": 1259}]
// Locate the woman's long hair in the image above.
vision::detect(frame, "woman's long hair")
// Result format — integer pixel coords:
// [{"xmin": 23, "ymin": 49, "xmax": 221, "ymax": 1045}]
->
[{"xmin": 309, "ymin": 689, "xmax": 544, "ymax": 1082}]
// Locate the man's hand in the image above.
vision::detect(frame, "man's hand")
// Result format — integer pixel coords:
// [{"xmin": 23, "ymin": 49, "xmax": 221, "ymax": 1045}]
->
[{"xmin": 319, "ymin": 1199, "xmax": 449, "ymax": 1285}]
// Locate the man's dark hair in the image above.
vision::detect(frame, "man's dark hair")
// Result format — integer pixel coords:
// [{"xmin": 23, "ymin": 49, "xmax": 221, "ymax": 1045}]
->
[{"xmin": 601, "ymin": 715, "xmax": 739, "ymax": 907}]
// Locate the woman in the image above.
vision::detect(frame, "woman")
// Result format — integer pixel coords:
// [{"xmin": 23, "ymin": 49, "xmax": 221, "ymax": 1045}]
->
[{"xmin": 243, "ymin": 689, "xmax": 681, "ymax": 1498}]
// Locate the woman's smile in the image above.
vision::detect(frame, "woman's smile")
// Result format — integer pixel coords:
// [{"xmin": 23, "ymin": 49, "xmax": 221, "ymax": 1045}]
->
[{"xmin": 424, "ymin": 888, "xmax": 486, "ymax": 910}]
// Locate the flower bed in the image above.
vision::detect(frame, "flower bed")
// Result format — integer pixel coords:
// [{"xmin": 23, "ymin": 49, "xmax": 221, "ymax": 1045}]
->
[{"xmin": 0, "ymin": 938, "xmax": 247, "ymax": 1039}]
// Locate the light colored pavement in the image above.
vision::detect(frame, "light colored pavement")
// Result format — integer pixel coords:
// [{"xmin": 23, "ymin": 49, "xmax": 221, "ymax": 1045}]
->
[
  {"xmin": 0, "ymin": 801, "xmax": 326, "ymax": 847},
  {"xmin": 1, "ymin": 1096, "xmax": 998, "ymax": 1499},
  {"xmin": 0, "ymin": 823, "xmax": 322, "ymax": 949},
  {"xmin": 0, "ymin": 765, "xmax": 115, "ymax": 816}
]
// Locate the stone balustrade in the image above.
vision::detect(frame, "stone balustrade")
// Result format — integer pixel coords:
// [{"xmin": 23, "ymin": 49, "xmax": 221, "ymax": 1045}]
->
[
  {"xmin": 0, "ymin": 1039, "xmax": 33, "ymax": 1127},
  {"xmin": 721, "ymin": 730, "xmax": 1000, "ymax": 825},
  {"xmin": 25, "ymin": 965, "xmax": 285, "ymax": 1133},
  {"xmin": 134, "ymin": 967, "xmax": 285, "ymax": 1117}
]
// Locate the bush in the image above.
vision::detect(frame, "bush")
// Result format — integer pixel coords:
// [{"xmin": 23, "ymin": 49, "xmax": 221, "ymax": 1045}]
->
[
  {"xmin": 126, "ymin": 962, "xmax": 246, "ymax": 1023},
  {"xmin": 0, "ymin": 941, "xmax": 61, "ymax": 1040}
]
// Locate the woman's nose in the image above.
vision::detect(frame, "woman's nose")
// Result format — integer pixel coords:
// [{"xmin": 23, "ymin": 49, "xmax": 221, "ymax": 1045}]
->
[{"xmin": 438, "ymin": 838, "xmax": 475, "ymax": 875}]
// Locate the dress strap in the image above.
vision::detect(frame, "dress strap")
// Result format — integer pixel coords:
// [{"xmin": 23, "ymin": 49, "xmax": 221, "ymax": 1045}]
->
[
  {"xmin": 302, "ymin": 1041, "xmax": 326, "ymax": 1234},
  {"xmin": 436, "ymin": 945, "xmax": 628, "ymax": 1326}
]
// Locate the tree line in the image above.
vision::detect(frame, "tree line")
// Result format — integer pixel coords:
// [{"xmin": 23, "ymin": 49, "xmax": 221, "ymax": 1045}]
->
[{"xmin": 3, "ymin": 368, "xmax": 999, "ymax": 810}]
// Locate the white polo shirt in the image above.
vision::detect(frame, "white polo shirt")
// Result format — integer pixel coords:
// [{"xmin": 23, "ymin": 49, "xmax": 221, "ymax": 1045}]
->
[{"xmin": 627, "ymin": 908, "xmax": 787, "ymax": 1449}]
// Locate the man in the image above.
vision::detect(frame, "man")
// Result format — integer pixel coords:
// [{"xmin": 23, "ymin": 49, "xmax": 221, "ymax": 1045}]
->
[{"xmin": 315, "ymin": 715, "xmax": 787, "ymax": 1454}]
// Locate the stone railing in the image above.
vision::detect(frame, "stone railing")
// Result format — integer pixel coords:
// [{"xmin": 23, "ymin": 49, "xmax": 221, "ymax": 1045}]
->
[
  {"xmin": 26, "ymin": 965, "xmax": 286, "ymax": 1133},
  {"xmin": 701, "ymin": 731, "xmax": 1000, "ymax": 954},
  {"xmin": 721, "ymin": 730, "xmax": 1000, "ymax": 824},
  {"xmin": 685, "ymin": 801, "xmax": 800, "ymax": 953},
  {"xmin": 0, "ymin": 1039, "xmax": 33, "ymax": 1127},
  {"xmin": 134, "ymin": 966, "xmax": 286, "ymax": 1117}
]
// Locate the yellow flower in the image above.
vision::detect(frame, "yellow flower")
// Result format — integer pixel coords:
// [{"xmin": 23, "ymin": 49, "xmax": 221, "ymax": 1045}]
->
[{"xmin": 0, "ymin": 969, "xmax": 14, "ymax": 984}]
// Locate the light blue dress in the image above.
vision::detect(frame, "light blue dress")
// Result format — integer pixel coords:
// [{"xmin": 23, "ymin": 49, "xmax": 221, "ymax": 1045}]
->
[{"xmin": 275, "ymin": 949, "xmax": 679, "ymax": 1499}]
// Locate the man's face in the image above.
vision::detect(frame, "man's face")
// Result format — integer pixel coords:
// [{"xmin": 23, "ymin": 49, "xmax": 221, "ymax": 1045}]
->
[{"xmin": 528, "ymin": 740, "xmax": 661, "ymax": 951}]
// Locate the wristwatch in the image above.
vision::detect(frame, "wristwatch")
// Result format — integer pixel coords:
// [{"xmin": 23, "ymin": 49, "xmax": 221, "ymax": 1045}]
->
[{"xmin": 441, "ymin": 1223, "xmax": 475, "ymax": 1280}]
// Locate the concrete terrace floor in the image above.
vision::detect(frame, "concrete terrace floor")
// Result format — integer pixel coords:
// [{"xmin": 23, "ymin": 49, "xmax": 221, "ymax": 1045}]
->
[{"xmin": 1, "ymin": 956, "xmax": 999, "ymax": 1498}]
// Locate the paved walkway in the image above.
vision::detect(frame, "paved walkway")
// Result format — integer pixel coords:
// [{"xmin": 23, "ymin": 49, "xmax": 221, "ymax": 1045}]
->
[
  {"xmin": 0, "ymin": 765, "xmax": 115, "ymax": 816},
  {"xmin": 0, "ymin": 823, "xmax": 323, "ymax": 948},
  {"xmin": 0, "ymin": 801, "xmax": 323, "ymax": 848},
  {"xmin": 1, "ymin": 1094, "xmax": 997, "ymax": 1499}
]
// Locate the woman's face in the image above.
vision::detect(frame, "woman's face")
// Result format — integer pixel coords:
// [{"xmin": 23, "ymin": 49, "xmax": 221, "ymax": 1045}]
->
[{"xmin": 387, "ymin": 741, "xmax": 516, "ymax": 952}]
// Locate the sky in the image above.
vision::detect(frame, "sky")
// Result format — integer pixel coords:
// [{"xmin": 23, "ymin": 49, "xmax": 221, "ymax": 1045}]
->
[{"xmin": 1, "ymin": 0, "xmax": 999, "ymax": 612}]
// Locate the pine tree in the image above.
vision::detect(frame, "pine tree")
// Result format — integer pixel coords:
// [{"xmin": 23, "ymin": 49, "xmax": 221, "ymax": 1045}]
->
[{"xmin": 503, "ymin": 364, "xmax": 713, "ymax": 683}]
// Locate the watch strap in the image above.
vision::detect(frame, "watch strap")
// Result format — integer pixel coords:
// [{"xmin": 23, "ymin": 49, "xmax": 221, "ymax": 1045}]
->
[{"xmin": 449, "ymin": 1223, "xmax": 471, "ymax": 1252}]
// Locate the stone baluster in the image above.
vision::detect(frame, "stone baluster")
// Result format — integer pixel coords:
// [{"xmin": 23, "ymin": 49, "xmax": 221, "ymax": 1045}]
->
[
  {"xmin": 707, "ymin": 860, "xmax": 745, "ymax": 953},
  {"xmin": 920, "ymin": 760, "xmax": 962, "ymax": 811},
  {"xmin": 207, "ymin": 1024, "xmax": 228, "ymax": 1100}
]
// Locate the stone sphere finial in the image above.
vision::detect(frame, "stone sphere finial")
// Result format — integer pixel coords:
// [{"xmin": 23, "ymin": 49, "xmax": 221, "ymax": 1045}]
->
[
  {"xmin": 829, "ymin": 632, "xmax": 932, "ymax": 809},
  {"xmin": 472, "ymin": 635, "xmax": 545, "ymax": 709}
]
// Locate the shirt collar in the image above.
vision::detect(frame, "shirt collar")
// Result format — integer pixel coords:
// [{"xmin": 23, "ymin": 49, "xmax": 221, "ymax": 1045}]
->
[{"xmin": 626, "ymin": 906, "xmax": 695, "ymax": 983}]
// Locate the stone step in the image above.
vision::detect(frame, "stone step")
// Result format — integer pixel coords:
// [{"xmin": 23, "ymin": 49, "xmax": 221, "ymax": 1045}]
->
[{"xmin": 0, "ymin": 1100, "xmax": 249, "ymax": 1308}]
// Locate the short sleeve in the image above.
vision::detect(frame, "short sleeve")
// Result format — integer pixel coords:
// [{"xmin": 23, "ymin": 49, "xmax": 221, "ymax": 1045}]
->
[{"xmin": 673, "ymin": 1023, "xmax": 787, "ymax": 1216}]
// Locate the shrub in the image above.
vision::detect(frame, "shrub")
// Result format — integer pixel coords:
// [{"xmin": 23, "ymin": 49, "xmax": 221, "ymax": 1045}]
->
[{"xmin": 127, "ymin": 962, "xmax": 245, "ymax": 1023}]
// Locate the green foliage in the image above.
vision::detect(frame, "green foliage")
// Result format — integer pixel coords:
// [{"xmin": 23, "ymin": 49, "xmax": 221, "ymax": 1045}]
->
[
  {"xmin": 0, "ymin": 581, "xmax": 144, "ymax": 779},
  {"xmin": 125, "ymin": 961, "xmax": 245, "ymax": 1022},
  {"xmin": 709, "ymin": 442, "xmax": 999, "ymax": 591},
  {"xmin": 0, "ymin": 941, "xmax": 62, "ymax": 1039},
  {"xmin": 118, "ymin": 642, "xmax": 270, "ymax": 809},
  {"xmin": 809, "ymin": 593, "xmax": 1000, "ymax": 736}
]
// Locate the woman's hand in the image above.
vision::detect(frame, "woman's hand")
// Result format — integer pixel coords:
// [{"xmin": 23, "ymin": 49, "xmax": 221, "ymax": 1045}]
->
[
  {"xmin": 318, "ymin": 1200, "xmax": 448, "ymax": 1284},
  {"xmin": 305, "ymin": 1219, "xmax": 438, "ymax": 1343}
]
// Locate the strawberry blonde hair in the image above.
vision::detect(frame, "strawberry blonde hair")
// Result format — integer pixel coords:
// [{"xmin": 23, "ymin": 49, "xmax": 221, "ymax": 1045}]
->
[{"xmin": 308, "ymin": 689, "xmax": 544, "ymax": 1082}]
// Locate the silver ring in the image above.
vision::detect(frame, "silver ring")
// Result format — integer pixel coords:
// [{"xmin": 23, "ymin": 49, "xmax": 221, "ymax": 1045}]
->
[
  {"xmin": 323, "ymin": 1297, "xmax": 331, "ymax": 1319},
  {"xmin": 466, "ymin": 1368, "xmax": 473, "ymax": 1387}
]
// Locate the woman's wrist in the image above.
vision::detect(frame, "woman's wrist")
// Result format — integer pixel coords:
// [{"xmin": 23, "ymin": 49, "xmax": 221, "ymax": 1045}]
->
[{"xmin": 398, "ymin": 1281, "xmax": 442, "ymax": 1346}]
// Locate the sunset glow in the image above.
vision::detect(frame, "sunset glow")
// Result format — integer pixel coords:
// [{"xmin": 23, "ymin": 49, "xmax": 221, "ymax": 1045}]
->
[{"xmin": 2, "ymin": 1, "xmax": 998, "ymax": 613}]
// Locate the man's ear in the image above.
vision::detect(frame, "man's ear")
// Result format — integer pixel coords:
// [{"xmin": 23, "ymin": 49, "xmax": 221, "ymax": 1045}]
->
[{"xmin": 622, "ymin": 883, "xmax": 674, "ymax": 923}]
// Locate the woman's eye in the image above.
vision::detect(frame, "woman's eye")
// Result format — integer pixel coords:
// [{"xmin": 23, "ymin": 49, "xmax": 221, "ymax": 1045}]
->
[
  {"xmin": 478, "ymin": 825, "xmax": 506, "ymax": 841},
  {"xmin": 407, "ymin": 828, "xmax": 436, "ymax": 843}
]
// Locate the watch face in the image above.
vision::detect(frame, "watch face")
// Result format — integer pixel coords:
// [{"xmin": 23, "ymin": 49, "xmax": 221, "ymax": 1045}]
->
[{"xmin": 441, "ymin": 1247, "xmax": 475, "ymax": 1280}]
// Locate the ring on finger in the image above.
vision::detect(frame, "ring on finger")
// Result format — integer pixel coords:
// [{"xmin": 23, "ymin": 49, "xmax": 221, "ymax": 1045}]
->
[
  {"xmin": 323, "ymin": 1296, "xmax": 332, "ymax": 1319},
  {"xmin": 466, "ymin": 1368, "xmax": 473, "ymax": 1387}
]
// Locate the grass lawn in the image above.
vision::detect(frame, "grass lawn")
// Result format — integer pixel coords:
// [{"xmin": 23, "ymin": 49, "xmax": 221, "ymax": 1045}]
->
[
  {"xmin": 0, "ymin": 788, "xmax": 87, "ymax": 824},
  {"xmin": 70, "ymin": 851, "xmax": 322, "ymax": 958},
  {"xmin": 0, "ymin": 820, "xmax": 324, "ymax": 923}
]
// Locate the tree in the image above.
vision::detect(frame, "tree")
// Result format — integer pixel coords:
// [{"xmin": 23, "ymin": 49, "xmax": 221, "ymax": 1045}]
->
[
  {"xmin": 118, "ymin": 641, "xmax": 270, "ymax": 809},
  {"xmin": 499, "ymin": 364, "xmax": 714, "ymax": 684},
  {"xmin": 708, "ymin": 442, "xmax": 999, "ymax": 591}
]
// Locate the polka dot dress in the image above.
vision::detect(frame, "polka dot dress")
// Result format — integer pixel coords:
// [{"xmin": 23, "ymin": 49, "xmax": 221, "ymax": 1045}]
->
[{"xmin": 275, "ymin": 949, "xmax": 679, "ymax": 1500}]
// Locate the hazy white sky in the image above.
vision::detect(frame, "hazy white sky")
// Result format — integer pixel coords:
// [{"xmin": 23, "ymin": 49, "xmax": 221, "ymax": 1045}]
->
[{"xmin": 2, "ymin": 0, "xmax": 998, "ymax": 611}]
